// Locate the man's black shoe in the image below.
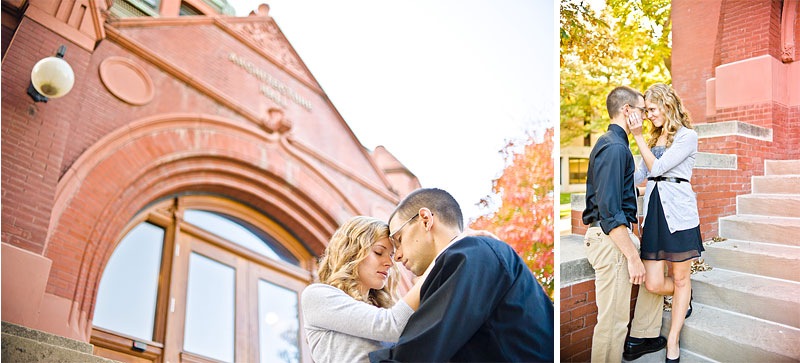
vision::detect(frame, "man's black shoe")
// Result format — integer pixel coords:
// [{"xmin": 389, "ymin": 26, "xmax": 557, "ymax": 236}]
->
[{"xmin": 623, "ymin": 336, "xmax": 667, "ymax": 361}]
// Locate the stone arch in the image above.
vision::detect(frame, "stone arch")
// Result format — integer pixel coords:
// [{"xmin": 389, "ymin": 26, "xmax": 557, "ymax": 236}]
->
[{"xmin": 44, "ymin": 113, "xmax": 359, "ymax": 340}]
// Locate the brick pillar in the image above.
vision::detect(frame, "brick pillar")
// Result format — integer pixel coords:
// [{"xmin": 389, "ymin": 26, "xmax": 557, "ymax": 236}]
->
[
  {"xmin": 672, "ymin": 0, "xmax": 800, "ymax": 239},
  {"xmin": 0, "ymin": 19, "xmax": 92, "ymax": 254}
]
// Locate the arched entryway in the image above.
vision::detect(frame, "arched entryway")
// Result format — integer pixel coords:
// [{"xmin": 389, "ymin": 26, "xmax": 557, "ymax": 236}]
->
[{"xmin": 39, "ymin": 113, "xmax": 389, "ymax": 360}]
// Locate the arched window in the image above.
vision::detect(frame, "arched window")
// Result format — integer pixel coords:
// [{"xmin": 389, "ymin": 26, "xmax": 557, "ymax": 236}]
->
[
  {"xmin": 94, "ymin": 222, "xmax": 165, "ymax": 341},
  {"xmin": 92, "ymin": 196, "xmax": 313, "ymax": 363},
  {"xmin": 182, "ymin": 209, "xmax": 298, "ymax": 265}
]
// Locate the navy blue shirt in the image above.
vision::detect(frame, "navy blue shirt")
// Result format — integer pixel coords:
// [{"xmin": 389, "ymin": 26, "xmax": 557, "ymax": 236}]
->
[
  {"xmin": 582, "ymin": 124, "xmax": 638, "ymax": 234},
  {"xmin": 369, "ymin": 236, "xmax": 554, "ymax": 362}
]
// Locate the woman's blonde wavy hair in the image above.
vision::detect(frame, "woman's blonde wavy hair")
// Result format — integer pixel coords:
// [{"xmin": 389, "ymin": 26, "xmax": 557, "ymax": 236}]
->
[
  {"xmin": 645, "ymin": 83, "xmax": 693, "ymax": 149},
  {"xmin": 317, "ymin": 216, "xmax": 398, "ymax": 308}
]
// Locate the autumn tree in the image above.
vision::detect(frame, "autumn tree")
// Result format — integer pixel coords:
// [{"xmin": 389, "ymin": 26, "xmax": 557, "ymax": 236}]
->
[
  {"xmin": 470, "ymin": 127, "xmax": 555, "ymax": 299},
  {"xmin": 561, "ymin": 0, "xmax": 671, "ymax": 147}
]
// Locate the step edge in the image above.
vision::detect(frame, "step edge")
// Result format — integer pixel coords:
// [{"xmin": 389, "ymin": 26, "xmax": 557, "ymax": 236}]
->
[
  {"xmin": 719, "ymin": 215, "xmax": 800, "ymax": 224},
  {"xmin": 703, "ymin": 238, "xmax": 800, "ymax": 252},
  {"xmin": 683, "ymin": 302, "xmax": 800, "ymax": 334},
  {"xmin": 668, "ymin": 303, "xmax": 800, "ymax": 359},
  {"xmin": 1, "ymin": 333, "xmax": 117, "ymax": 362},
  {"xmin": 702, "ymin": 267, "xmax": 800, "ymax": 286}
]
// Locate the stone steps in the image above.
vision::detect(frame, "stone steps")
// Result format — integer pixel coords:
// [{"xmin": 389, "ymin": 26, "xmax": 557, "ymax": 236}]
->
[
  {"xmin": 670, "ymin": 159, "xmax": 800, "ymax": 361},
  {"xmin": 737, "ymin": 194, "xmax": 800, "ymax": 218},
  {"xmin": 765, "ymin": 159, "xmax": 800, "ymax": 175},
  {"xmin": 751, "ymin": 175, "xmax": 800, "ymax": 194},
  {"xmin": 702, "ymin": 239, "xmax": 800, "ymax": 282},
  {"xmin": 623, "ymin": 345, "xmax": 719, "ymax": 363},
  {"xmin": 661, "ymin": 303, "xmax": 800, "ymax": 362},
  {"xmin": 691, "ymin": 268, "xmax": 800, "ymax": 329},
  {"xmin": 1, "ymin": 322, "xmax": 118, "ymax": 363},
  {"xmin": 718, "ymin": 214, "xmax": 800, "ymax": 246}
]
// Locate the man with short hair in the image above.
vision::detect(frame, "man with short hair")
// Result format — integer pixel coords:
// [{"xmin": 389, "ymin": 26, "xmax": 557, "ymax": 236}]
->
[
  {"xmin": 369, "ymin": 188, "xmax": 554, "ymax": 362},
  {"xmin": 582, "ymin": 86, "xmax": 666, "ymax": 362}
]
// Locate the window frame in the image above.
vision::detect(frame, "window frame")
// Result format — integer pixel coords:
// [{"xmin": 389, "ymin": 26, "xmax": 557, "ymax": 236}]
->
[{"xmin": 91, "ymin": 196, "xmax": 314, "ymax": 363}]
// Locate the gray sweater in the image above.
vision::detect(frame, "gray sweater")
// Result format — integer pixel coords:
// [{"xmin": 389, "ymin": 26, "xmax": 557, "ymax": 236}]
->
[{"xmin": 301, "ymin": 283, "xmax": 414, "ymax": 363}]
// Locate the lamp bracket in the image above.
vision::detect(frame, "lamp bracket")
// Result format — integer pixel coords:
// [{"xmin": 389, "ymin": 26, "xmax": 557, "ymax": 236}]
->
[{"xmin": 27, "ymin": 83, "xmax": 48, "ymax": 103}]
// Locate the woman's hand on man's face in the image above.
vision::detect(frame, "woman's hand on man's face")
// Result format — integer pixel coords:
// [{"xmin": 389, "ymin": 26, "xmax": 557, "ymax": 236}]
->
[{"xmin": 627, "ymin": 112, "xmax": 644, "ymax": 137}]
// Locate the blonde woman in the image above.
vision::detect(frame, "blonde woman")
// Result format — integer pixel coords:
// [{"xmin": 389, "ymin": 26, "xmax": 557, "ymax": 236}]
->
[
  {"xmin": 627, "ymin": 83, "xmax": 704, "ymax": 363},
  {"xmin": 301, "ymin": 216, "xmax": 425, "ymax": 363}
]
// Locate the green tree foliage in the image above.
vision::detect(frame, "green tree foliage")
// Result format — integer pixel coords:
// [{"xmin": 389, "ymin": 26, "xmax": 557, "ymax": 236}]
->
[
  {"xmin": 560, "ymin": 0, "xmax": 672, "ymax": 146},
  {"xmin": 470, "ymin": 128, "xmax": 555, "ymax": 299}
]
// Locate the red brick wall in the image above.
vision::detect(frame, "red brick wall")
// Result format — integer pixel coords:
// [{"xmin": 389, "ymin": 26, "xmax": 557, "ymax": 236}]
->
[
  {"xmin": 775, "ymin": 104, "xmax": 800, "ymax": 160},
  {"xmin": 718, "ymin": 0, "xmax": 781, "ymax": 65},
  {"xmin": 1, "ymin": 18, "xmax": 92, "ymax": 254},
  {"xmin": 695, "ymin": 101, "xmax": 796, "ymax": 238},
  {"xmin": 671, "ymin": 0, "xmax": 722, "ymax": 124},
  {"xmin": 692, "ymin": 167, "xmax": 745, "ymax": 240},
  {"xmin": 560, "ymin": 280, "xmax": 644, "ymax": 362},
  {"xmin": 560, "ymin": 280, "xmax": 596, "ymax": 362},
  {"xmin": 785, "ymin": 105, "xmax": 800, "ymax": 159},
  {"xmin": 571, "ymin": 209, "xmax": 587, "ymax": 236}
]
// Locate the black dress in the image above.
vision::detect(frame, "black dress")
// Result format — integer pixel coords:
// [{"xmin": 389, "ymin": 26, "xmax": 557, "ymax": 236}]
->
[{"xmin": 640, "ymin": 146, "xmax": 704, "ymax": 262}]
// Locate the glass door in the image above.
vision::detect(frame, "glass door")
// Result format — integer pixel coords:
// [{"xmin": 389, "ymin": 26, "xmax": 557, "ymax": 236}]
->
[
  {"xmin": 248, "ymin": 263, "xmax": 308, "ymax": 363},
  {"xmin": 165, "ymin": 228, "xmax": 311, "ymax": 362},
  {"xmin": 92, "ymin": 196, "xmax": 314, "ymax": 363},
  {"xmin": 165, "ymin": 233, "xmax": 248, "ymax": 363}
]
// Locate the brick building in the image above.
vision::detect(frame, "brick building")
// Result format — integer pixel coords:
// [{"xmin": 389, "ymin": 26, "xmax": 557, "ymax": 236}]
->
[
  {"xmin": 1, "ymin": 1, "xmax": 419, "ymax": 362},
  {"xmin": 562, "ymin": 0, "xmax": 799, "ymax": 361}
]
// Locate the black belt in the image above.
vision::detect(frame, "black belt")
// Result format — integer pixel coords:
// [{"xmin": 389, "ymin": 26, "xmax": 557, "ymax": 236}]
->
[
  {"xmin": 588, "ymin": 221, "xmax": 601, "ymax": 228},
  {"xmin": 648, "ymin": 176, "xmax": 690, "ymax": 183}
]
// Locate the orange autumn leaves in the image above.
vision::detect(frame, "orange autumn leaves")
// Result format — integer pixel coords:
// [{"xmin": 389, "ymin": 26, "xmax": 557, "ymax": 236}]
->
[{"xmin": 471, "ymin": 128, "xmax": 555, "ymax": 299}]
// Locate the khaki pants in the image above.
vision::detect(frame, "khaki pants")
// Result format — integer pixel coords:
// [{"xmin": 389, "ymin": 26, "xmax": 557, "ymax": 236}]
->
[{"xmin": 584, "ymin": 226, "xmax": 663, "ymax": 363}]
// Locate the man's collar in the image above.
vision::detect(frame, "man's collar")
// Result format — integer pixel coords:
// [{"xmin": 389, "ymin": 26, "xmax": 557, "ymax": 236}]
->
[
  {"xmin": 422, "ymin": 232, "xmax": 466, "ymax": 275},
  {"xmin": 608, "ymin": 123, "xmax": 629, "ymax": 145}
]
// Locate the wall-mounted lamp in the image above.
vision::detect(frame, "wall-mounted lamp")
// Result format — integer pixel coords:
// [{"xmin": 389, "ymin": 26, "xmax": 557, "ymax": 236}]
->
[{"xmin": 28, "ymin": 45, "xmax": 75, "ymax": 103}]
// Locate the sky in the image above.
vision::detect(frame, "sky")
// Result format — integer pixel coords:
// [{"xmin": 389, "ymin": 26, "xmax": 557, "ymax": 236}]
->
[{"xmin": 231, "ymin": 1, "xmax": 558, "ymax": 221}]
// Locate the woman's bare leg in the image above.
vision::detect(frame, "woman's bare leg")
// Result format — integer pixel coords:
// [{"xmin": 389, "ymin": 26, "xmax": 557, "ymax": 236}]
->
[
  {"xmin": 643, "ymin": 260, "xmax": 672, "ymax": 295},
  {"xmin": 666, "ymin": 260, "xmax": 693, "ymax": 359}
]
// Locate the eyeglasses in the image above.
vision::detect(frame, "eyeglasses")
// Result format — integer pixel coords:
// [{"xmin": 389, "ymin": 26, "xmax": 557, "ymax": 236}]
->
[
  {"xmin": 630, "ymin": 105, "xmax": 647, "ymax": 114},
  {"xmin": 389, "ymin": 214, "xmax": 418, "ymax": 243}
]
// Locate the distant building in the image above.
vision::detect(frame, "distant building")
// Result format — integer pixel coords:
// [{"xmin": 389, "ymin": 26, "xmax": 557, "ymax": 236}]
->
[
  {"xmin": 559, "ymin": 138, "xmax": 594, "ymax": 194},
  {"xmin": 1, "ymin": 1, "xmax": 418, "ymax": 362}
]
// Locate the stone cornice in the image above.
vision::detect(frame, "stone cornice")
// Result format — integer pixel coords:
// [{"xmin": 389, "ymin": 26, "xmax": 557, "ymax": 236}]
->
[
  {"xmin": 695, "ymin": 120, "xmax": 773, "ymax": 142},
  {"xmin": 560, "ymin": 234, "xmax": 594, "ymax": 286}
]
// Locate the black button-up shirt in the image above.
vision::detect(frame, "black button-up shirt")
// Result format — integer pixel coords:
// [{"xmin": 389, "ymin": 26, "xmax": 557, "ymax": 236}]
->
[
  {"xmin": 582, "ymin": 124, "xmax": 638, "ymax": 234},
  {"xmin": 369, "ymin": 236, "xmax": 554, "ymax": 362}
]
